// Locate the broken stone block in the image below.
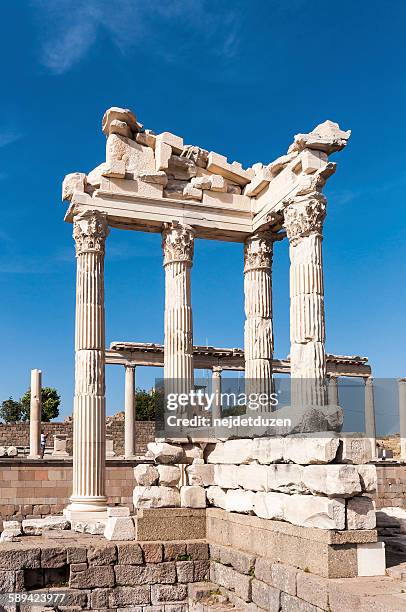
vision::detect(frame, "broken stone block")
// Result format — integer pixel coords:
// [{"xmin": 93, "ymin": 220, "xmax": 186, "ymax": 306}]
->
[
  {"xmin": 284, "ymin": 495, "xmax": 346, "ymax": 529},
  {"xmin": 237, "ymin": 464, "xmax": 268, "ymax": 491},
  {"xmin": 291, "ymin": 120, "xmax": 351, "ymax": 154},
  {"xmin": 164, "ymin": 178, "xmax": 188, "ymax": 199},
  {"xmin": 224, "ymin": 489, "xmax": 255, "ymax": 514},
  {"xmin": 155, "ymin": 139, "xmax": 172, "ymax": 171},
  {"xmin": 206, "ymin": 486, "xmax": 227, "ymax": 510},
  {"xmin": 207, "ymin": 439, "xmax": 254, "ymax": 465},
  {"xmin": 102, "ymin": 106, "xmax": 141, "ymax": 137},
  {"xmin": 268, "ymin": 152, "xmax": 297, "ymax": 177},
  {"xmin": 301, "ymin": 149, "xmax": 327, "ymax": 174},
  {"xmin": 186, "ymin": 462, "xmax": 215, "ymax": 486},
  {"xmin": 147, "ymin": 442, "xmax": 184, "ymax": 464},
  {"xmin": 251, "ymin": 437, "xmax": 284, "ymax": 464},
  {"xmin": 244, "ymin": 166, "xmax": 272, "ymax": 197},
  {"xmin": 357, "ymin": 465, "xmax": 377, "ymax": 492},
  {"xmin": 74, "ymin": 520, "xmax": 106, "ymax": 535},
  {"xmin": 283, "ymin": 435, "xmax": 340, "ymax": 464},
  {"xmin": 357, "ymin": 541, "xmax": 385, "ymax": 576},
  {"xmin": 22, "ymin": 516, "xmax": 70, "ymax": 536},
  {"xmin": 226, "ymin": 182, "xmax": 242, "ymax": 194},
  {"xmin": 167, "ymin": 154, "xmax": 197, "ymax": 180},
  {"xmin": 136, "ymin": 129, "xmax": 156, "ymax": 148},
  {"xmin": 133, "ymin": 486, "xmax": 180, "ymax": 509},
  {"xmin": 158, "ymin": 465, "xmax": 181, "ymax": 486},
  {"xmin": 181, "ymin": 145, "xmax": 209, "ymax": 168},
  {"xmin": 102, "ymin": 159, "xmax": 126, "ymax": 178},
  {"xmin": 104, "ymin": 517, "xmax": 135, "ymax": 541},
  {"xmin": 338, "ymin": 437, "xmax": 373, "ymax": 464},
  {"xmin": 180, "ymin": 486, "xmax": 206, "ymax": 508},
  {"xmin": 183, "ymin": 184, "xmax": 202, "ymax": 200},
  {"xmin": 207, "ymin": 152, "xmax": 251, "ymax": 185},
  {"xmin": 62, "ymin": 172, "xmax": 86, "ymax": 201},
  {"xmin": 133, "ymin": 464, "xmax": 159, "ymax": 486},
  {"xmin": 209, "ymin": 174, "xmax": 227, "ymax": 192},
  {"xmin": 253, "ymin": 492, "xmax": 286, "ymax": 520},
  {"xmin": 191, "ymin": 175, "xmax": 212, "ymax": 190},
  {"xmin": 214, "ymin": 464, "xmax": 239, "ymax": 489},
  {"xmin": 138, "ymin": 171, "xmax": 168, "ymax": 186},
  {"xmin": 302, "ymin": 464, "xmax": 361, "ymax": 498},
  {"xmin": 347, "ymin": 496, "xmax": 376, "ymax": 530},
  {"xmin": 6, "ymin": 446, "xmax": 17, "ymax": 457},
  {"xmin": 0, "ymin": 446, "xmax": 6, "ymax": 457},
  {"xmin": 0, "ymin": 529, "xmax": 21, "ymax": 542},
  {"xmin": 158, "ymin": 131, "xmax": 184, "ymax": 152},
  {"xmin": 3, "ymin": 520, "xmax": 21, "ymax": 532},
  {"xmin": 266, "ymin": 464, "xmax": 305, "ymax": 493},
  {"xmin": 107, "ymin": 506, "xmax": 130, "ymax": 517}
]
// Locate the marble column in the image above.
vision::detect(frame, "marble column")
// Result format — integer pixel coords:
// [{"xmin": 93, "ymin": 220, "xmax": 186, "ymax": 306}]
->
[
  {"xmin": 28, "ymin": 369, "xmax": 42, "ymax": 459},
  {"xmin": 244, "ymin": 231, "xmax": 275, "ymax": 410},
  {"xmin": 162, "ymin": 222, "xmax": 195, "ymax": 406},
  {"xmin": 212, "ymin": 366, "xmax": 222, "ymax": 421},
  {"xmin": 124, "ymin": 364, "xmax": 136, "ymax": 458},
  {"xmin": 67, "ymin": 210, "xmax": 109, "ymax": 515},
  {"xmin": 399, "ymin": 378, "xmax": 406, "ymax": 462},
  {"xmin": 284, "ymin": 194, "xmax": 327, "ymax": 407},
  {"xmin": 328, "ymin": 375, "xmax": 339, "ymax": 406},
  {"xmin": 364, "ymin": 376, "xmax": 376, "ymax": 458}
]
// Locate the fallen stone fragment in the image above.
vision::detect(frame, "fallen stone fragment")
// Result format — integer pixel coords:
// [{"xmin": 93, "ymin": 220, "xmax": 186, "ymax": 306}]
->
[
  {"xmin": 180, "ymin": 486, "xmax": 206, "ymax": 509},
  {"xmin": 158, "ymin": 465, "xmax": 181, "ymax": 486},
  {"xmin": 133, "ymin": 485, "xmax": 180, "ymax": 508},
  {"xmin": 147, "ymin": 442, "xmax": 184, "ymax": 464},
  {"xmin": 22, "ymin": 516, "xmax": 70, "ymax": 536},
  {"xmin": 134, "ymin": 464, "xmax": 159, "ymax": 486},
  {"xmin": 104, "ymin": 517, "xmax": 135, "ymax": 541},
  {"xmin": 74, "ymin": 520, "xmax": 106, "ymax": 535}
]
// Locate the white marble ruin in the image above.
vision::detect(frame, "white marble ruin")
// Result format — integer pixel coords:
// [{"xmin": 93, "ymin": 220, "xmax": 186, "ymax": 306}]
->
[
  {"xmin": 28, "ymin": 368, "xmax": 41, "ymax": 459},
  {"xmin": 61, "ymin": 105, "xmax": 390, "ymax": 520}
]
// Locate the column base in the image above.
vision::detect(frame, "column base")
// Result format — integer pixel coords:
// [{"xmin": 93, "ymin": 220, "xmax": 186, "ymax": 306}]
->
[{"xmin": 65, "ymin": 496, "xmax": 108, "ymax": 516}]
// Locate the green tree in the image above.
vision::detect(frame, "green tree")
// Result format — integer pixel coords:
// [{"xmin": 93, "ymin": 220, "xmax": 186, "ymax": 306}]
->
[
  {"xmin": 135, "ymin": 388, "xmax": 162, "ymax": 421},
  {"xmin": 0, "ymin": 397, "xmax": 24, "ymax": 423},
  {"xmin": 20, "ymin": 387, "xmax": 61, "ymax": 422}
]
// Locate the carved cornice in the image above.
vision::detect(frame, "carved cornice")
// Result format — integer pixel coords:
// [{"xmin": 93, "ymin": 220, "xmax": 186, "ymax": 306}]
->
[
  {"xmin": 73, "ymin": 210, "xmax": 109, "ymax": 256},
  {"xmin": 162, "ymin": 221, "xmax": 195, "ymax": 266},
  {"xmin": 244, "ymin": 231, "xmax": 275, "ymax": 272},
  {"xmin": 283, "ymin": 194, "xmax": 326, "ymax": 246}
]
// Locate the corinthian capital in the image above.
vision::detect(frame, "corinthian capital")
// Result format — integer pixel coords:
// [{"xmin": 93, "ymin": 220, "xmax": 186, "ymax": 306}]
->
[
  {"xmin": 244, "ymin": 231, "xmax": 274, "ymax": 272},
  {"xmin": 73, "ymin": 210, "xmax": 109, "ymax": 256},
  {"xmin": 283, "ymin": 195, "xmax": 326, "ymax": 246},
  {"xmin": 162, "ymin": 221, "xmax": 195, "ymax": 266}
]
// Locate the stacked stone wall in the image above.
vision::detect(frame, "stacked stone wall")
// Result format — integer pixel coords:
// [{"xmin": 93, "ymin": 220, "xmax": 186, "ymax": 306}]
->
[
  {"xmin": 0, "ymin": 537, "xmax": 209, "ymax": 611},
  {"xmin": 374, "ymin": 464, "xmax": 406, "ymax": 509},
  {"xmin": 0, "ymin": 420, "xmax": 155, "ymax": 457}
]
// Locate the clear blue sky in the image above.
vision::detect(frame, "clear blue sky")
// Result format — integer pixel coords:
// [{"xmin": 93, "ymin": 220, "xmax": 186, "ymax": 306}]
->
[{"xmin": 0, "ymin": 0, "xmax": 405, "ymax": 426}]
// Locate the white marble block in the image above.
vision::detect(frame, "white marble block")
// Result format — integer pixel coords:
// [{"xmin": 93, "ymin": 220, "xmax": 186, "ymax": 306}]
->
[
  {"xmin": 158, "ymin": 465, "xmax": 181, "ymax": 486},
  {"xmin": 357, "ymin": 542, "xmax": 385, "ymax": 576},
  {"xmin": 133, "ymin": 485, "xmax": 180, "ymax": 509},
  {"xmin": 347, "ymin": 496, "xmax": 376, "ymax": 529},
  {"xmin": 284, "ymin": 495, "xmax": 345, "ymax": 529},
  {"xmin": 253, "ymin": 492, "xmax": 286, "ymax": 520},
  {"xmin": 180, "ymin": 485, "xmax": 206, "ymax": 508},
  {"xmin": 302, "ymin": 464, "xmax": 361, "ymax": 498},
  {"xmin": 224, "ymin": 489, "xmax": 255, "ymax": 514},
  {"xmin": 104, "ymin": 517, "xmax": 135, "ymax": 541},
  {"xmin": 134, "ymin": 464, "xmax": 159, "ymax": 486}
]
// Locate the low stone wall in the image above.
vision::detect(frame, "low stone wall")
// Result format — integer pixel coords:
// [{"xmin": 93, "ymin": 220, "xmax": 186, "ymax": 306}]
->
[
  {"xmin": 0, "ymin": 420, "xmax": 155, "ymax": 456},
  {"xmin": 375, "ymin": 463, "xmax": 406, "ymax": 509},
  {"xmin": 0, "ymin": 460, "xmax": 137, "ymax": 524},
  {"xmin": 0, "ymin": 535, "xmax": 209, "ymax": 610}
]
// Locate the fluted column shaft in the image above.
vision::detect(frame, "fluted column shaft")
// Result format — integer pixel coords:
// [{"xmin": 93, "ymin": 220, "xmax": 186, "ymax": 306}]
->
[
  {"xmin": 364, "ymin": 376, "xmax": 376, "ymax": 458},
  {"xmin": 124, "ymin": 365, "xmax": 136, "ymax": 458},
  {"xmin": 244, "ymin": 232, "xmax": 275, "ymax": 409},
  {"xmin": 29, "ymin": 369, "xmax": 42, "ymax": 459},
  {"xmin": 284, "ymin": 195, "xmax": 327, "ymax": 407},
  {"xmin": 212, "ymin": 366, "xmax": 222, "ymax": 421},
  {"xmin": 68, "ymin": 210, "xmax": 109, "ymax": 514},
  {"xmin": 162, "ymin": 222, "xmax": 195, "ymax": 401},
  {"xmin": 328, "ymin": 376, "xmax": 339, "ymax": 406},
  {"xmin": 399, "ymin": 379, "xmax": 406, "ymax": 462}
]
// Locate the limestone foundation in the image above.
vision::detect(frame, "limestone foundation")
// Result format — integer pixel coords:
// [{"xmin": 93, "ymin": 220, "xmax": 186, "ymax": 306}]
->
[
  {"xmin": 284, "ymin": 194, "xmax": 327, "ymax": 407},
  {"xmin": 162, "ymin": 222, "xmax": 195, "ymax": 402},
  {"xmin": 67, "ymin": 210, "xmax": 109, "ymax": 514},
  {"xmin": 28, "ymin": 369, "xmax": 42, "ymax": 459}
]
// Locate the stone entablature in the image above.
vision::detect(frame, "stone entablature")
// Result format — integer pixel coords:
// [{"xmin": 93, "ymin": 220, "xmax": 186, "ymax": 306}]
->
[{"xmin": 62, "ymin": 106, "xmax": 350, "ymax": 242}]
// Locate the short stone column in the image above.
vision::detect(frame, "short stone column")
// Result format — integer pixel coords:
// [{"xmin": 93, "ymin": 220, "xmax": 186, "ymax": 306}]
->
[
  {"xmin": 364, "ymin": 376, "xmax": 376, "ymax": 457},
  {"xmin": 67, "ymin": 210, "xmax": 109, "ymax": 516},
  {"xmin": 244, "ymin": 231, "xmax": 275, "ymax": 409},
  {"xmin": 284, "ymin": 195, "xmax": 327, "ymax": 407},
  {"xmin": 28, "ymin": 369, "xmax": 42, "ymax": 459},
  {"xmin": 124, "ymin": 364, "xmax": 136, "ymax": 458},
  {"xmin": 399, "ymin": 378, "xmax": 406, "ymax": 462},
  {"xmin": 328, "ymin": 375, "xmax": 339, "ymax": 406},
  {"xmin": 212, "ymin": 366, "xmax": 222, "ymax": 421},
  {"xmin": 162, "ymin": 222, "xmax": 195, "ymax": 404}
]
